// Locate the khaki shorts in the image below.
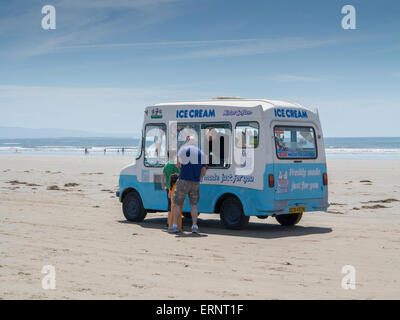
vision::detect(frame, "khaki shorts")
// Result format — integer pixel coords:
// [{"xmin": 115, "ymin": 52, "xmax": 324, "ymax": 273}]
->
[{"xmin": 173, "ymin": 179, "xmax": 200, "ymax": 206}]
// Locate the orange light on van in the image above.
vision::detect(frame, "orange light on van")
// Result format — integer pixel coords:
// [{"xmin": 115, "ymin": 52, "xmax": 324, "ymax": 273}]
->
[
  {"xmin": 268, "ymin": 174, "xmax": 274, "ymax": 188},
  {"xmin": 323, "ymin": 173, "xmax": 328, "ymax": 186}
]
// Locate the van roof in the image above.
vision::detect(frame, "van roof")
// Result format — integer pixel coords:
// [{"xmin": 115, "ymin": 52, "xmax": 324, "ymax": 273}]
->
[{"xmin": 154, "ymin": 98, "xmax": 313, "ymax": 112}]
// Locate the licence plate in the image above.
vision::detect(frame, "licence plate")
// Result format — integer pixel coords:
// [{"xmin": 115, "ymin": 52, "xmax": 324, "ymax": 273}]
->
[{"xmin": 289, "ymin": 206, "xmax": 306, "ymax": 214}]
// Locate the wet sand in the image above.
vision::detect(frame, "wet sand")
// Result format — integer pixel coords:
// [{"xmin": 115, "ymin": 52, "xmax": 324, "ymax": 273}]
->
[{"xmin": 0, "ymin": 155, "xmax": 399, "ymax": 299}]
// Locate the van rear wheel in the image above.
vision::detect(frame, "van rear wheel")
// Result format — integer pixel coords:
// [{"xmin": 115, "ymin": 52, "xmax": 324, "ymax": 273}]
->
[
  {"xmin": 220, "ymin": 197, "xmax": 249, "ymax": 230},
  {"xmin": 275, "ymin": 213, "xmax": 302, "ymax": 226},
  {"xmin": 122, "ymin": 191, "xmax": 147, "ymax": 222}
]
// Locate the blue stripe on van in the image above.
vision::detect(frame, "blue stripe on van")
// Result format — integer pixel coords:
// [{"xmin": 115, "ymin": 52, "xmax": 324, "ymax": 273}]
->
[
  {"xmin": 273, "ymin": 163, "xmax": 326, "ymax": 200},
  {"xmin": 119, "ymin": 164, "xmax": 328, "ymax": 216}
]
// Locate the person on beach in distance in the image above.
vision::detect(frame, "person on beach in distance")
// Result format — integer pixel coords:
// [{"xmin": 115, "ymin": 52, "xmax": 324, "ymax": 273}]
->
[
  {"xmin": 169, "ymin": 136, "xmax": 207, "ymax": 234},
  {"xmin": 161, "ymin": 150, "xmax": 179, "ymax": 227}
]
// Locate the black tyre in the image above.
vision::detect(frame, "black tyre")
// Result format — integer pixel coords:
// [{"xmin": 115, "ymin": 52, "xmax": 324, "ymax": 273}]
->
[
  {"xmin": 220, "ymin": 197, "xmax": 249, "ymax": 230},
  {"xmin": 257, "ymin": 215, "xmax": 268, "ymax": 220},
  {"xmin": 122, "ymin": 191, "xmax": 147, "ymax": 222},
  {"xmin": 275, "ymin": 213, "xmax": 302, "ymax": 226}
]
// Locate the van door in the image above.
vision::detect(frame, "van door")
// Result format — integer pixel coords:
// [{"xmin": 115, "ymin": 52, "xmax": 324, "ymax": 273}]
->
[
  {"xmin": 141, "ymin": 123, "xmax": 168, "ymax": 209},
  {"xmin": 272, "ymin": 124, "xmax": 325, "ymax": 201}
]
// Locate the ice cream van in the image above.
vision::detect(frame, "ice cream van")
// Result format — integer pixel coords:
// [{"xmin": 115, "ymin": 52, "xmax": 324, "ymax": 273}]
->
[{"xmin": 116, "ymin": 98, "xmax": 329, "ymax": 229}]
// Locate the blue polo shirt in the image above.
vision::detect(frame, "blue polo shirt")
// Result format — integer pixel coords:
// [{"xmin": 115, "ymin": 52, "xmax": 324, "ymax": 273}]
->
[{"xmin": 178, "ymin": 145, "xmax": 206, "ymax": 182}]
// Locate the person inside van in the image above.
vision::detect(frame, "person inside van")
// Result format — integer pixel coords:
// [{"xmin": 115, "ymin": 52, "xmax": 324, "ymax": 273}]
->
[
  {"xmin": 275, "ymin": 134, "xmax": 286, "ymax": 151},
  {"xmin": 205, "ymin": 128, "xmax": 221, "ymax": 166},
  {"xmin": 169, "ymin": 136, "xmax": 207, "ymax": 234},
  {"xmin": 161, "ymin": 150, "xmax": 180, "ymax": 227}
]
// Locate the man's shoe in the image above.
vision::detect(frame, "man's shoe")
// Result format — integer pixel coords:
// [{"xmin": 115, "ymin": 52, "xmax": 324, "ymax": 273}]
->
[
  {"xmin": 168, "ymin": 226, "xmax": 179, "ymax": 234},
  {"xmin": 191, "ymin": 225, "xmax": 199, "ymax": 234}
]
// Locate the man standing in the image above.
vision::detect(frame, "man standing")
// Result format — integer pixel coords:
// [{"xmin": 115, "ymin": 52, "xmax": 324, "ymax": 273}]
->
[{"xmin": 169, "ymin": 137, "xmax": 207, "ymax": 234}]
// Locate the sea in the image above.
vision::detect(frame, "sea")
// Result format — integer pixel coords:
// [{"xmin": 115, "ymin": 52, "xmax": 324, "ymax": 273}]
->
[{"xmin": 0, "ymin": 137, "xmax": 399, "ymax": 160}]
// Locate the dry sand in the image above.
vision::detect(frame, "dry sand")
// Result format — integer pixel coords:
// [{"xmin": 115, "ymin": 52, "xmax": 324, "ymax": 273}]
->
[{"xmin": 0, "ymin": 155, "xmax": 399, "ymax": 299}]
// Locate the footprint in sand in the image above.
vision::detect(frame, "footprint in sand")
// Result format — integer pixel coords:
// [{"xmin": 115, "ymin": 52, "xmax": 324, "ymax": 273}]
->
[
  {"xmin": 47, "ymin": 185, "xmax": 68, "ymax": 191},
  {"xmin": 64, "ymin": 183, "xmax": 79, "ymax": 187},
  {"xmin": 45, "ymin": 171, "xmax": 62, "ymax": 174},
  {"xmin": 361, "ymin": 204, "xmax": 388, "ymax": 209},
  {"xmin": 81, "ymin": 172, "xmax": 104, "ymax": 175},
  {"xmin": 362, "ymin": 198, "xmax": 399, "ymax": 204},
  {"xmin": 6, "ymin": 180, "xmax": 27, "ymax": 185},
  {"xmin": 327, "ymin": 210, "xmax": 344, "ymax": 214}
]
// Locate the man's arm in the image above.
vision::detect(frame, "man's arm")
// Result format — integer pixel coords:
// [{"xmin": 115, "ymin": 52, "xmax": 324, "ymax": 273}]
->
[{"xmin": 200, "ymin": 165, "xmax": 207, "ymax": 179}]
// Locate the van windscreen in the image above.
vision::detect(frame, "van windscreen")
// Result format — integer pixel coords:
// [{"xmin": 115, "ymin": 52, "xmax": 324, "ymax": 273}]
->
[{"xmin": 274, "ymin": 126, "xmax": 317, "ymax": 159}]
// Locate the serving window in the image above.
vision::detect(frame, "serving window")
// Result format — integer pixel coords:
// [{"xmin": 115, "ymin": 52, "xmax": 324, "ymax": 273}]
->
[
  {"xmin": 201, "ymin": 123, "xmax": 231, "ymax": 168},
  {"xmin": 235, "ymin": 122, "xmax": 259, "ymax": 149},
  {"xmin": 176, "ymin": 122, "xmax": 231, "ymax": 169}
]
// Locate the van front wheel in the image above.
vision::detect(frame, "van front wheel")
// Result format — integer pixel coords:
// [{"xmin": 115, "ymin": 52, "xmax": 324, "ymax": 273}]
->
[
  {"xmin": 275, "ymin": 213, "xmax": 302, "ymax": 226},
  {"xmin": 122, "ymin": 191, "xmax": 147, "ymax": 222},
  {"xmin": 220, "ymin": 197, "xmax": 249, "ymax": 230}
]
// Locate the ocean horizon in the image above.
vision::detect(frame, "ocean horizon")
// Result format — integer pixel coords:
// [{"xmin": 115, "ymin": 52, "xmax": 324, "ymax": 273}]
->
[{"xmin": 0, "ymin": 136, "xmax": 399, "ymax": 160}]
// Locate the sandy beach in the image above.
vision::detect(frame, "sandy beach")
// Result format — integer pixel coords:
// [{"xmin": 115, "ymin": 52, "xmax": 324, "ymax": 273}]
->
[{"xmin": 0, "ymin": 154, "xmax": 399, "ymax": 299}]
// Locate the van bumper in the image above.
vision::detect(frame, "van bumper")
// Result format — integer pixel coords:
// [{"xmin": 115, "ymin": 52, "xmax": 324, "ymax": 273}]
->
[{"xmin": 255, "ymin": 198, "xmax": 329, "ymax": 216}]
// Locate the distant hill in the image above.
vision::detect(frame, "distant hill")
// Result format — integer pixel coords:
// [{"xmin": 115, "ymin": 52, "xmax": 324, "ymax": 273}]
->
[{"xmin": 0, "ymin": 126, "xmax": 138, "ymax": 139}]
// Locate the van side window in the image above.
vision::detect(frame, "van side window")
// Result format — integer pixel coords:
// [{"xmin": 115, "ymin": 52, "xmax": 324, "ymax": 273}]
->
[
  {"xmin": 201, "ymin": 123, "xmax": 231, "ymax": 168},
  {"xmin": 235, "ymin": 122, "xmax": 259, "ymax": 149},
  {"xmin": 144, "ymin": 123, "xmax": 167, "ymax": 167},
  {"xmin": 274, "ymin": 126, "xmax": 317, "ymax": 159}
]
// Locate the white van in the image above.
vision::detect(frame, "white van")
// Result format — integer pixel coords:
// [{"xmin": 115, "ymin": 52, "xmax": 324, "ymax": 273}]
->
[{"xmin": 117, "ymin": 98, "xmax": 329, "ymax": 229}]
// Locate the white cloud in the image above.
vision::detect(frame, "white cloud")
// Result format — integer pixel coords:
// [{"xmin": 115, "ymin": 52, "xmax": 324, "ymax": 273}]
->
[
  {"xmin": 270, "ymin": 74, "xmax": 322, "ymax": 83},
  {"xmin": 1, "ymin": 0, "xmax": 183, "ymax": 58},
  {"xmin": 58, "ymin": 0, "xmax": 181, "ymax": 9},
  {"xmin": 0, "ymin": 85, "xmax": 212, "ymax": 133},
  {"xmin": 51, "ymin": 35, "xmax": 383, "ymax": 60}
]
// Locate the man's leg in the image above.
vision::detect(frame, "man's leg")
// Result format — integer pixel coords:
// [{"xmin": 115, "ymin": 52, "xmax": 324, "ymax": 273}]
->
[
  {"xmin": 167, "ymin": 190, "xmax": 171, "ymax": 227},
  {"xmin": 170, "ymin": 180, "xmax": 186, "ymax": 232},
  {"xmin": 172, "ymin": 202, "xmax": 181, "ymax": 226},
  {"xmin": 188, "ymin": 182, "xmax": 200, "ymax": 232},
  {"xmin": 190, "ymin": 204, "xmax": 198, "ymax": 225}
]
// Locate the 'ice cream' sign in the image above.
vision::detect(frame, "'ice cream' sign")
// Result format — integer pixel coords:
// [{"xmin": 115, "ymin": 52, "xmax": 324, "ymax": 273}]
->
[{"xmin": 274, "ymin": 108, "xmax": 308, "ymax": 119}]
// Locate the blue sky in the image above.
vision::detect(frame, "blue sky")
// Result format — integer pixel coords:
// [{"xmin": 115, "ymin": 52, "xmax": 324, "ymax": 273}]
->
[{"xmin": 0, "ymin": 0, "xmax": 399, "ymax": 137}]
